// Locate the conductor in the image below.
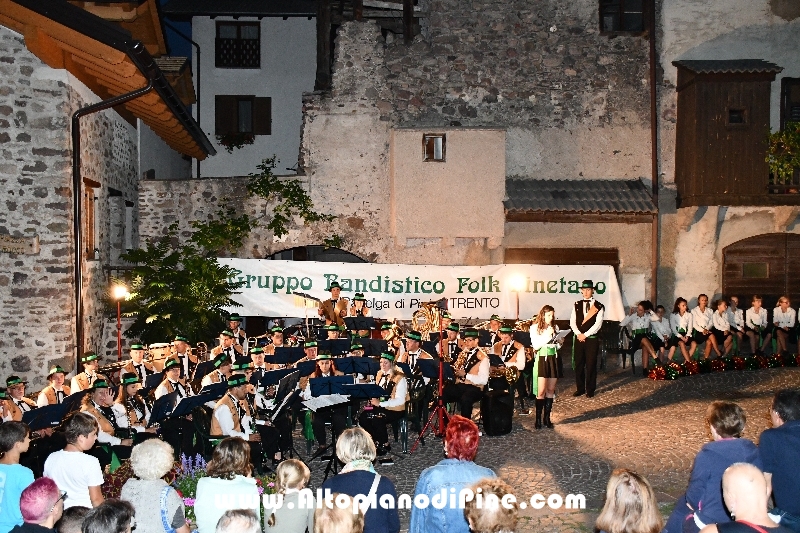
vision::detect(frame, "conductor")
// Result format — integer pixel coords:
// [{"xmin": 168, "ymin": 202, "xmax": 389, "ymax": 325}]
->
[{"xmin": 570, "ymin": 280, "xmax": 605, "ymax": 398}]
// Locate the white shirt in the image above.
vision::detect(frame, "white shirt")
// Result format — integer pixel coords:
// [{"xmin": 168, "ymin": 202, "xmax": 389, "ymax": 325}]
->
[
  {"xmin": 773, "ymin": 307, "xmax": 797, "ymax": 329},
  {"xmin": 212, "ymin": 394, "xmax": 252, "ymax": 439},
  {"xmin": 620, "ymin": 311, "xmax": 658, "ymax": 332},
  {"xmin": 691, "ymin": 306, "xmax": 713, "ymax": 333},
  {"xmin": 712, "ymin": 310, "xmax": 731, "ymax": 332},
  {"xmin": 464, "ymin": 353, "xmax": 490, "ymax": 387},
  {"xmin": 36, "ymin": 386, "xmax": 67, "ymax": 407},
  {"xmin": 377, "ymin": 374, "xmax": 407, "ymax": 409},
  {"xmin": 530, "ymin": 325, "xmax": 558, "ymax": 352},
  {"xmin": 495, "ymin": 342, "xmax": 526, "ymax": 371},
  {"xmin": 671, "ymin": 312, "xmax": 693, "ymax": 337},
  {"xmin": 155, "ymin": 380, "xmax": 191, "ymax": 400},
  {"xmin": 44, "ymin": 450, "xmax": 104, "ymax": 509},
  {"xmin": 201, "ymin": 371, "xmax": 227, "ymax": 389},
  {"xmin": 746, "ymin": 307, "xmax": 768, "ymax": 328},
  {"xmin": 727, "ymin": 308, "xmax": 744, "ymax": 330},
  {"xmin": 651, "ymin": 318, "xmax": 672, "ymax": 340},
  {"xmin": 570, "ymin": 299, "xmax": 605, "ymax": 338},
  {"xmin": 85, "ymin": 402, "xmax": 121, "ymax": 446}
]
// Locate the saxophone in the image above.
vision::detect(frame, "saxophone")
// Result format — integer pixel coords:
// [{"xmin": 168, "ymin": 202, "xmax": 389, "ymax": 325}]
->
[
  {"xmin": 489, "ymin": 345, "xmax": 521, "ymax": 385},
  {"xmin": 453, "ymin": 348, "xmax": 471, "ymax": 384}
]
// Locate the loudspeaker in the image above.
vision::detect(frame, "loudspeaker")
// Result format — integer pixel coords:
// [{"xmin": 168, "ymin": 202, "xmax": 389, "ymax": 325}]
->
[{"xmin": 481, "ymin": 390, "xmax": 513, "ymax": 436}]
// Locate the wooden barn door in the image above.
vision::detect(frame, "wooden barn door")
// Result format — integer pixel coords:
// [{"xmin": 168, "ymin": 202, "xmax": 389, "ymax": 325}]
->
[{"xmin": 722, "ymin": 233, "xmax": 800, "ymax": 309}]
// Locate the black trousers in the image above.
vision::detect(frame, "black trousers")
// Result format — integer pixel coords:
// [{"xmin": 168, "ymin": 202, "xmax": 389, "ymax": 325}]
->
[
  {"xmin": 442, "ymin": 383, "xmax": 484, "ymax": 418},
  {"xmin": 160, "ymin": 417, "xmax": 197, "ymax": 458},
  {"xmin": 573, "ymin": 336, "xmax": 599, "ymax": 395},
  {"xmin": 358, "ymin": 407, "xmax": 405, "ymax": 446},
  {"xmin": 312, "ymin": 404, "xmax": 348, "ymax": 447}
]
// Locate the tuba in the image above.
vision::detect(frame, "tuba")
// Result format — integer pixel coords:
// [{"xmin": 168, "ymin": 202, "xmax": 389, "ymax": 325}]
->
[{"xmin": 411, "ymin": 301, "xmax": 442, "ymax": 340}]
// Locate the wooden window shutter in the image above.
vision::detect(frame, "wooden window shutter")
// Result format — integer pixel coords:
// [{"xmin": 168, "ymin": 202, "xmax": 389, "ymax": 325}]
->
[
  {"xmin": 253, "ymin": 97, "xmax": 272, "ymax": 135},
  {"xmin": 215, "ymin": 95, "xmax": 238, "ymax": 135}
]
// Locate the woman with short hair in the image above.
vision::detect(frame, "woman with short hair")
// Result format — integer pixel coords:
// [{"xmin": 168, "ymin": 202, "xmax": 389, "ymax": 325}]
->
[
  {"xmin": 410, "ymin": 415, "xmax": 495, "ymax": 533},
  {"xmin": 194, "ymin": 438, "xmax": 260, "ymax": 533},
  {"xmin": 120, "ymin": 440, "xmax": 189, "ymax": 533},
  {"xmin": 664, "ymin": 401, "xmax": 762, "ymax": 533},
  {"xmin": 321, "ymin": 428, "xmax": 399, "ymax": 533},
  {"xmin": 595, "ymin": 469, "xmax": 662, "ymax": 533}
]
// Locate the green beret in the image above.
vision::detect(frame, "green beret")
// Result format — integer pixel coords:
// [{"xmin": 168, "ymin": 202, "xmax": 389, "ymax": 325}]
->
[
  {"xmin": 325, "ymin": 325, "xmax": 339, "ymax": 331},
  {"xmin": 164, "ymin": 358, "xmax": 181, "ymax": 371},
  {"xmin": 328, "ymin": 282, "xmax": 341, "ymax": 290},
  {"xmin": 350, "ymin": 342, "xmax": 363, "ymax": 351},
  {"xmin": 221, "ymin": 330, "xmax": 234, "ymax": 338},
  {"xmin": 231, "ymin": 362, "xmax": 252, "ymax": 372},
  {"xmin": 174, "ymin": 335, "xmax": 189, "ymax": 343},
  {"xmin": 0, "ymin": 388, "xmax": 7, "ymax": 400},
  {"xmin": 380, "ymin": 352, "xmax": 395, "ymax": 362},
  {"xmin": 580, "ymin": 280, "xmax": 595, "ymax": 290},
  {"xmin": 130, "ymin": 343, "xmax": 145, "ymax": 350},
  {"xmin": 120, "ymin": 372, "xmax": 141, "ymax": 385},
  {"xmin": 462, "ymin": 328, "xmax": 480, "ymax": 338},
  {"xmin": 304, "ymin": 341, "xmax": 318, "ymax": 348},
  {"xmin": 490, "ymin": 315, "xmax": 502, "ymax": 322},
  {"xmin": 270, "ymin": 326, "xmax": 284, "ymax": 333},
  {"xmin": 250, "ymin": 347, "xmax": 264, "ymax": 355},
  {"xmin": 227, "ymin": 374, "xmax": 248, "ymax": 388},
  {"xmin": 353, "ymin": 293, "xmax": 366, "ymax": 301},
  {"xmin": 499, "ymin": 326, "xmax": 514, "ymax": 334},
  {"xmin": 380, "ymin": 323, "xmax": 393, "ymax": 331},
  {"xmin": 81, "ymin": 352, "xmax": 99, "ymax": 364},
  {"xmin": 317, "ymin": 353, "xmax": 332, "ymax": 360},
  {"xmin": 441, "ymin": 311, "xmax": 452, "ymax": 319},
  {"xmin": 229, "ymin": 314, "xmax": 242, "ymax": 322},
  {"xmin": 446, "ymin": 323, "xmax": 460, "ymax": 332},
  {"xmin": 47, "ymin": 366, "xmax": 67, "ymax": 378},
  {"xmin": 213, "ymin": 355, "xmax": 231, "ymax": 368},
  {"xmin": 91, "ymin": 379, "xmax": 111, "ymax": 390},
  {"xmin": 6, "ymin": 376, "xmax": 26, "ymax": 387},
  {"xmin": 405, "ymin": 330, "xmax": 422, "ymax": 342}
]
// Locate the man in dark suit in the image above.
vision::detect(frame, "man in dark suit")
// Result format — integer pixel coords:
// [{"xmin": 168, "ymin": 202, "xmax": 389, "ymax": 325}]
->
[
  {"xmin": 317, "ymin": 281, "xmax": 348, "ymax": 327},
  {"xmin": 569, "ymin": 280, "xmax": 605, "ymax": 398},
  {"xmin": 762, "ymin": 388, "xmax": 800, "ymax": 532}
]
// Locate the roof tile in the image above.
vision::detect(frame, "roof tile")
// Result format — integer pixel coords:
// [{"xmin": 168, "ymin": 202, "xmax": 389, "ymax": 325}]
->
[{"xmin": 504, "ymin": 178, "xmax": 657, "ymax": 215}]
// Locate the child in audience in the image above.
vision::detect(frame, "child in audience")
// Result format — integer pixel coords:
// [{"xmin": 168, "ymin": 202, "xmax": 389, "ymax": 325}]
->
[
  {"xmin": 266, "ymin": 459, "xmax": 314, "ymax": 533},
  {"xmin": 0, "ymin": 421, "xmax": 34, "ymax": 533}
]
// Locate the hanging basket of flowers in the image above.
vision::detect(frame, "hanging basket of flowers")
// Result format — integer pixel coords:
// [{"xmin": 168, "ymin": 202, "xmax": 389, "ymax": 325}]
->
[{"xmin": 216, "ymin": 132, "xmax": 255, "ymax": 153}]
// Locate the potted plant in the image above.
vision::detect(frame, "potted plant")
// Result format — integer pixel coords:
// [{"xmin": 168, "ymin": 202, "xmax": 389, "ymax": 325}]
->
[{"xmin": 766, "ymin": 121, "xmax": 800, "ymax": 191}]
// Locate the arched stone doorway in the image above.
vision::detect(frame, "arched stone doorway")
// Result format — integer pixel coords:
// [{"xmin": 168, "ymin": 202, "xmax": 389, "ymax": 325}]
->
[
  {"xmin": 722, "ymin": 233, "xmax": 800, "ymax": 309},
  {"xmin": 266, "ymin": 245, "xmax": 366, "ymax": 263}
]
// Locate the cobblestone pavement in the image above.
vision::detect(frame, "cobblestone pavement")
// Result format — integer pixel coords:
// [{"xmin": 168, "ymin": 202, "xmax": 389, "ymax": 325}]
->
[{"xmin": 297, "ymin": 358, "xmax": 800, "ymax": 532}]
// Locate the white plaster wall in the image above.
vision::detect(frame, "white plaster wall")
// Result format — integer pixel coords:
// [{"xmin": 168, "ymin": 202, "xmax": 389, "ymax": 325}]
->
[
  {"xmin": 138, "ymin": 120, "xmax": 192, "ymax": 180},
  {"xmin": 194, "ymin": 17, "xmax": 316, "ymax": 177}
]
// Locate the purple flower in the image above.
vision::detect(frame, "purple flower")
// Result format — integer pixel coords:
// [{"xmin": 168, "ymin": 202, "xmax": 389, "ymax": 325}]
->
[
  {"xmin": 183, "ymin": 498, "xmax": 196, "ymax": 506},
  {"xmin": 267, "ymin": 482, "xmax": 275, "ymax": 487},
  {"xmin": 257, "ymin": 487, "xmax": 264, "ymax": 495}
]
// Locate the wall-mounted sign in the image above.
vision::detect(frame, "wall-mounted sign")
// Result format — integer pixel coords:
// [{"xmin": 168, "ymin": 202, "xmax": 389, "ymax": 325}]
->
[{"xmin": 0, "ymin": 234, "xmax": 40, "ymax": 255}]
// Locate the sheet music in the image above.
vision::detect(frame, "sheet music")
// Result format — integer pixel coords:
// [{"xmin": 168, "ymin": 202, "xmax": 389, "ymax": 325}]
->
[
  {"xmin": 550, "ymin": 330, "xmax": 571, "ymax": 344},
  {"xmin": 302, "ymin": 393, "xmax": 350, "ymax": 412}
]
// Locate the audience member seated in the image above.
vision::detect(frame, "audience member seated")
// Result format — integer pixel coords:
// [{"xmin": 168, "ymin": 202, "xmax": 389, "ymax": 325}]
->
[
  {"xmin": 463, "ymin": 478, "xmax": 518, "ymax": 533},
  {"xmin": 314, "ymin": 494, "xmax": 364, "ymax": 533},
  {"xmin": 10, "ymin": 477, "xmax": 64, "ymax": 533},
  {"xmin": 0, "ymin": 421, "xmax": 35, "ymax": 533},
  {"xmin": 595, "ymin": 468, "xmax": 663, "ymax": 533},
  {"xmin": 665, "ymin": 401, "xmax": 762, "ymax": 533},
  {"xmin": 266, "ymin": 459, "xmax": 314, "ymax": 533},
  {"xmin": 194, "ymin": 437, "xmax": 260, "ymax": 533},
  {"xmin": 321, "ymin": 428, "xmax": 399, "ymax": 533},
  {"xmin": 760, "ymin": 389, "xmax": 800, "ymax": 533},
  {"xmin": 699, "ymin": 463, "xmax": 793, "ymax": 533},
  {"xmin": 53, "ymin": 507, "xmax": 88, "ymax": 533},
  {"xmin": 43, "ymin": 413, "xmax": 104, "ymax": 509},
  {"xmin": 120, "ymin": 439, "xmax": 190, "ymax": 533},
  {"xmin": 82, "ymin": 500, "xmax": 135, "ymax": 533},
  {"xmin": 215, "ymin": 510, "xmax": 261, "ymax": 533},
  {"xmin": 410, "ymin": 415, "xmax": 495, "ymax": 533}
]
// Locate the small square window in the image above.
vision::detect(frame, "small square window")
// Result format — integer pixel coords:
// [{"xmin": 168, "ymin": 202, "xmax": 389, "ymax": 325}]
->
[
  {"xmin": 600, "ymin": 0, "xmax": 646, "ymax": 34},
  {"xmin": 423, "ymin": 134, "xmax": 446, "ymax": 162},
  {"xmin": 742, "ymin": 262, "xmax": 769, "ymax": 279},
  {"xmin": 727, "ymin": 108, "xmax": 747, "ymax": 125}
]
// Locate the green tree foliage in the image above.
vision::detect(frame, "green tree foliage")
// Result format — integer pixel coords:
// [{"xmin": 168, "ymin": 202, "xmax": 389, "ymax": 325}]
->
[
  {"xmin": 119, "ymin": 156, "xmax": 337, "ymax": 343},
  {"xmin": 767, "ymin": 122, "xmax": 800, "ymax": 185}
]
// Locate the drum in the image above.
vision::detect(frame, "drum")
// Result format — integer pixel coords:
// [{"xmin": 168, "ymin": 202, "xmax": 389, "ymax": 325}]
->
[{"xmin": 148, "ymin": 342, "xmax": 172, "ymax": 371}]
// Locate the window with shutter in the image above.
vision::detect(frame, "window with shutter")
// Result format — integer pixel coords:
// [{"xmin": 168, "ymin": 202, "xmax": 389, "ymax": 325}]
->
[
  {"xmin": 781, "ymin": 78, "xmax": 800, "ymax": 130},
  {"xmin": 253, "ymin": 97, "xmax": 272, "ymax": 135},
  {"xmin": 215, "ymin": 22, "xmax": 260, "ymax": 69},
  {"xmin": 215, "ymin": 95, "xmax": 271, "ymax": 136},
  {"xmin": 599, "ymin": 0, "xmax": 646, "ymax": 34}
]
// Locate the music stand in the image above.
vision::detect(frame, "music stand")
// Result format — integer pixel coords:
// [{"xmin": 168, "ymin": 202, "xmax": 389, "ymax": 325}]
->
[
  {"xmin": 295, "ymin": 360, "xmax": 318, "ymax": 378},
  {"xmin": 270, "ymin": 347, "xmax": 306, "ymax": 367},
  {"xmin": 309, "ymin": 375, "xmax": 354, "ymax": 481},
  {"xmin": 171, "ymin": 392, "xmax": 224, "ymax": 419},
  {"xmin": 422, "ymin": 340, "xmax": 438, "ymax": 355},
  {"xmin": 317, "ymin": 340, "xmax": 351, "ymax": 357},
  {"xmin": 198, "ymin": 382, "xmax": 228, "ymax": 397},
  {"xmin": 61, "ymin": 390, "xmax": 89, "ymax": 414},
  {"xmin": 396, "ymin": 362, "xmax": 412, "ymax": 377},
  {"xmin": 266, "ymin": 373, "xmax": 306, "ymax": 464},
  {"xmin": 334, "ymin": 357, "xmax": 380, "ymax": 377},
  {"xmin": 513, "ymin": 331, "xmax": 532, "ymax": 347},
  {"xmin": 23, "ymin": 403, "xmax": 68, "ymax": 431},
  {"xmin": 191, "ymin": 362, "xmax": 215, "ymax": 383},
  {"xmin": 411, "ymin": 297, "xmax": 450, "ymax": 453},
  {"xmin": 254, "ymin": 368, "xmax": 296, "ymax": 388},
  {"xmin": 361, "ymin": 339, "xmax": 388, "ymax": 357},
  {"xmin": 343, "ymin": 317, "xmax": 375, "ymax": 332},
  {"xmin": 478, "ymin": 329, "xmax": 494, "ymax": 348},
  {"xmin": 148, "ymin": 391, "xmax": 179, "ymax": 427}
]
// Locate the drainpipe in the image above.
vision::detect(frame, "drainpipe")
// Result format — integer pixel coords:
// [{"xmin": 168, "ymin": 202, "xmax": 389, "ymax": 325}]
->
[
  {"xmin": 164, "ymin": 21, "xmax": 201, "ymax": 179},
  {"xmin": 72, "ymin": 81, "xmax": 154, "ymax": 367},
  {"xmin": 648, "ymin": 0, "xmax": 659, "ymax": 303}
]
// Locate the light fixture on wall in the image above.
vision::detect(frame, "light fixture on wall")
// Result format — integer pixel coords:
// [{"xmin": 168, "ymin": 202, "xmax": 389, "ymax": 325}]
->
[{"xmin": 508, "ymin": 275, "xmax": 527, "ymax": 320}]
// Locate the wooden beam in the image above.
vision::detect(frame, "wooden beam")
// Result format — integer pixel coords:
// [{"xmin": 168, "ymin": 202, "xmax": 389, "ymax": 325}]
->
[
  {"xmin": 403, "ymin": 0, "xmax": 413, "ymax": 43},
  {"xmin": 505, "ymin": 211, "xmax": 656, "ymax": 224},
  {"xmin": 354, "ymin": 0, "xmax": 363, "ymax": 21},
  {"xmin": 315, "ymin": 0, "xmax": 332, "ymax": 91},
  {"xmin": 677, "ymin": 194, "xmax": 800, "ymax": 208},
  {"xmin": 23, "ymin": 25, "xmax": 65, "ymax": 69}
]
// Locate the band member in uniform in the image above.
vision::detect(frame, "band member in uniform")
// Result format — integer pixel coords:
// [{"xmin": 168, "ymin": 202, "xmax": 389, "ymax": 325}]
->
[
  {"xmin": 349, "ymin": 293, "xmax": 371, "ymax": 317},
  {"xmin": 529, "ymin": 305, "xmax": 563, "ymax": 429},
  {"xmin": 172, "ymin": 335, "xmax": 198, "ymax": 379},
  {"xmin": 489, "ymin": 326, "xmax": 526, "ymax": 399},
  {"xmin": 324, "ymin": 325, "xmax": 342, "ymax": 340},
  {"xmin": 80, "ymin": 379, "xmax": 133, "ymax": 467},
  {"xmin": 70, "ymin": 352, "xmax": 105, "ymax": 392},
  {"xmin": 210, "ymin": 330, "xmax": 243, "ymax": 363},
  {"xmin": 486, "ymin": 315, "xmax": 503, "ymax": 347},
  {"xmin": 228, "ymin": 314, "xmax": 246, "ymax": 347},
  {"xmin": 436, "ymin": 323, "xmax": 462, "ymax": 361},
  {"xmin": 113, "ymin": 373, "xmax": 157, "ymax": 444},
  {"xmin": 37, "ymin": 366, "xmax": 70, "ymax": 407},
  {"xmin": 318, "ymin": 281, "xmax": 348, "ymax": 327},
  {"xmin": 381, "ymin": 324, "xmax": 406, "ymax": 360},
  {"xmin": 210, "ymin": 374, "xmax": 264, "ymax": 471},
  {"xmin": 250, "ymin": 347, "xmax": 269, "ymax": 381},
  {"xmin": 302, "ymin": 354, "xmax": 346, "ymax": 455},
  {"xmin": 440, "ymin": 311, "xmax": 453, "ymax": 331},
  {"xmin": 650, "ymin": 305, "xmax": 673, "ymax": 363},
  {"xmin": 359, "ymin": 352, "xmax": 408, "ymax": 456},
  {"xmin": 5, "ymin": 376, "xmax": 37, "ymax": 420},
  {"xmin": 397, "ymin": 330, "xmax": 433, "ymax": 369},
  {"xmin": 154, "ymin": 358, "xmax": 197, "ymax": 458},
  {"xmin": 570, "ymin": 280, "xmax": 605, "ymax": 398},
  {"xmin": 348, "ymin": 341, "xmax": 365, "ymax": 358},
  {"xmin": 263, "ymin": 327, "xmax": 285, "ymax": 356},
  {"xmin": 201, "ymin": 355, "xmax": 232, "ymax": 388},
  {"xmin": 745, "ymin": 294, "xmax": 772, "ymax": 355},
  {"xmin": 295, "ymin": 340, "xmax": 319, "ymax": 394},
  {"xmin": 442, "ymin": 328, "xmax": 489, "ymax": 418},
  {"xmin": 122, "ymin": 343, "xmax": 156, "ymax": 382}
]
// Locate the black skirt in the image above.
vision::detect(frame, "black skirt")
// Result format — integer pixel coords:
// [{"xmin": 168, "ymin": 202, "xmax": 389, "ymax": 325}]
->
[{"xmin": 537, "ymin": 353, "xmax": 563, "ymax": 379}]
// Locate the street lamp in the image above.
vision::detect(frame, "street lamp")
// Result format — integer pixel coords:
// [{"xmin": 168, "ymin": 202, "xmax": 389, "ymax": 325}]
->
[
  {"xmin": 112, "ymin": 284, "xmax": 129, "ymax": 361},
  {"xmin": 508, "ymin": 275, "xmax": 527, "ymax": 321}
]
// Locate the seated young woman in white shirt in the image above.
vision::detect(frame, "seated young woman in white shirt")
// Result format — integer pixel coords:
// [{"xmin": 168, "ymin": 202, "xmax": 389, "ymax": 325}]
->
[
  {"xmin": 773, "ymin": 295, "xmax": 797, "ymax": 356},
  {"xmin": 745, "ymin": 294, "xmax": 773, "ymax": 355},
  {"xmin": 669, "ymin": 297, "xmax": 695, "ymax": 362},
  {"xmin": 650, "ymin": 305, "xmax": 673, "ymax": 363},
  {"xmin": 711, "ymin": 299, "xmax": 733, "ymax": 357}
]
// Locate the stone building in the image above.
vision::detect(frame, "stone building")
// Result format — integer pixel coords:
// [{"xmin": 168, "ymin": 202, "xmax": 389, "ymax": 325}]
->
[{"xmin": 0, "ymin": 0, "xmax": 213, "ymax": 385}]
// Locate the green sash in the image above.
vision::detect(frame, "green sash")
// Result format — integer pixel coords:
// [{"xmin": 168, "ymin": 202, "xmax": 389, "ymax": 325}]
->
[
  {"xmin": 632, "ymin": 328, "xmax": 647, "ymax": 336},
  {"xmin": 532, "ymin": 346, "xmax": 558, "ymax": 397}
]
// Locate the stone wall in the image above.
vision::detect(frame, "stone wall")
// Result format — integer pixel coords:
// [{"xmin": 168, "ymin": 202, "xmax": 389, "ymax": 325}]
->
[{"xmin": 0, "ymin": 26, "xmax": 139, "ymax": 387}]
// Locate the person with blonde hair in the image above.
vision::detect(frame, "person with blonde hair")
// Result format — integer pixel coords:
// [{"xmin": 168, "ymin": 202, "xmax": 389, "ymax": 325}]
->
[
  {"xmin": 664, "ymin": 402, "xmax": 762, "ymax": 533},
  {"xmin": 120, "ymin": 439, "xmax": 189, "ymax": 533},
  {"xmin": 194, "ymin": 438, "xmax": 260, "ymax": 533},
  {"xmin": 321, "ymin": 428, "xmax": 399, "ymax": 533},
  {"xmin": 773, "ymin": 296, "xmax": 797, "ymax": 356},
  {"xmin": 314, "ymin": 494, "xmax": 364, "ymax": 533},
  {"xmin": 266, "ymin": 459, "xmax": 314, "ymax": 532},
  {"xmin": 595, "ymin": 469, "xmax": 662, "ymax": 533},
  {"xmin": 215, "ymin": 509, "xmax": 260, "ymax": 533},
  {"xmin": 463, "ymin": 478, "xmax": 518, "ymax": 533}
]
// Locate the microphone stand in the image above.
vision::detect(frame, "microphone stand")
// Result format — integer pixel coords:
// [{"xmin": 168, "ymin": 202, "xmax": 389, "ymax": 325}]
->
[{"xmin": 411, "ymin": 307, "xmax": 449, "ymax": 453}]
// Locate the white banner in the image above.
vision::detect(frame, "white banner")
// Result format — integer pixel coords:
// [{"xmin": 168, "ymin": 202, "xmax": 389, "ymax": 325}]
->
[{"xmin": 220, "ymin": 259, "xmax": 626, "ymax": 322}]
